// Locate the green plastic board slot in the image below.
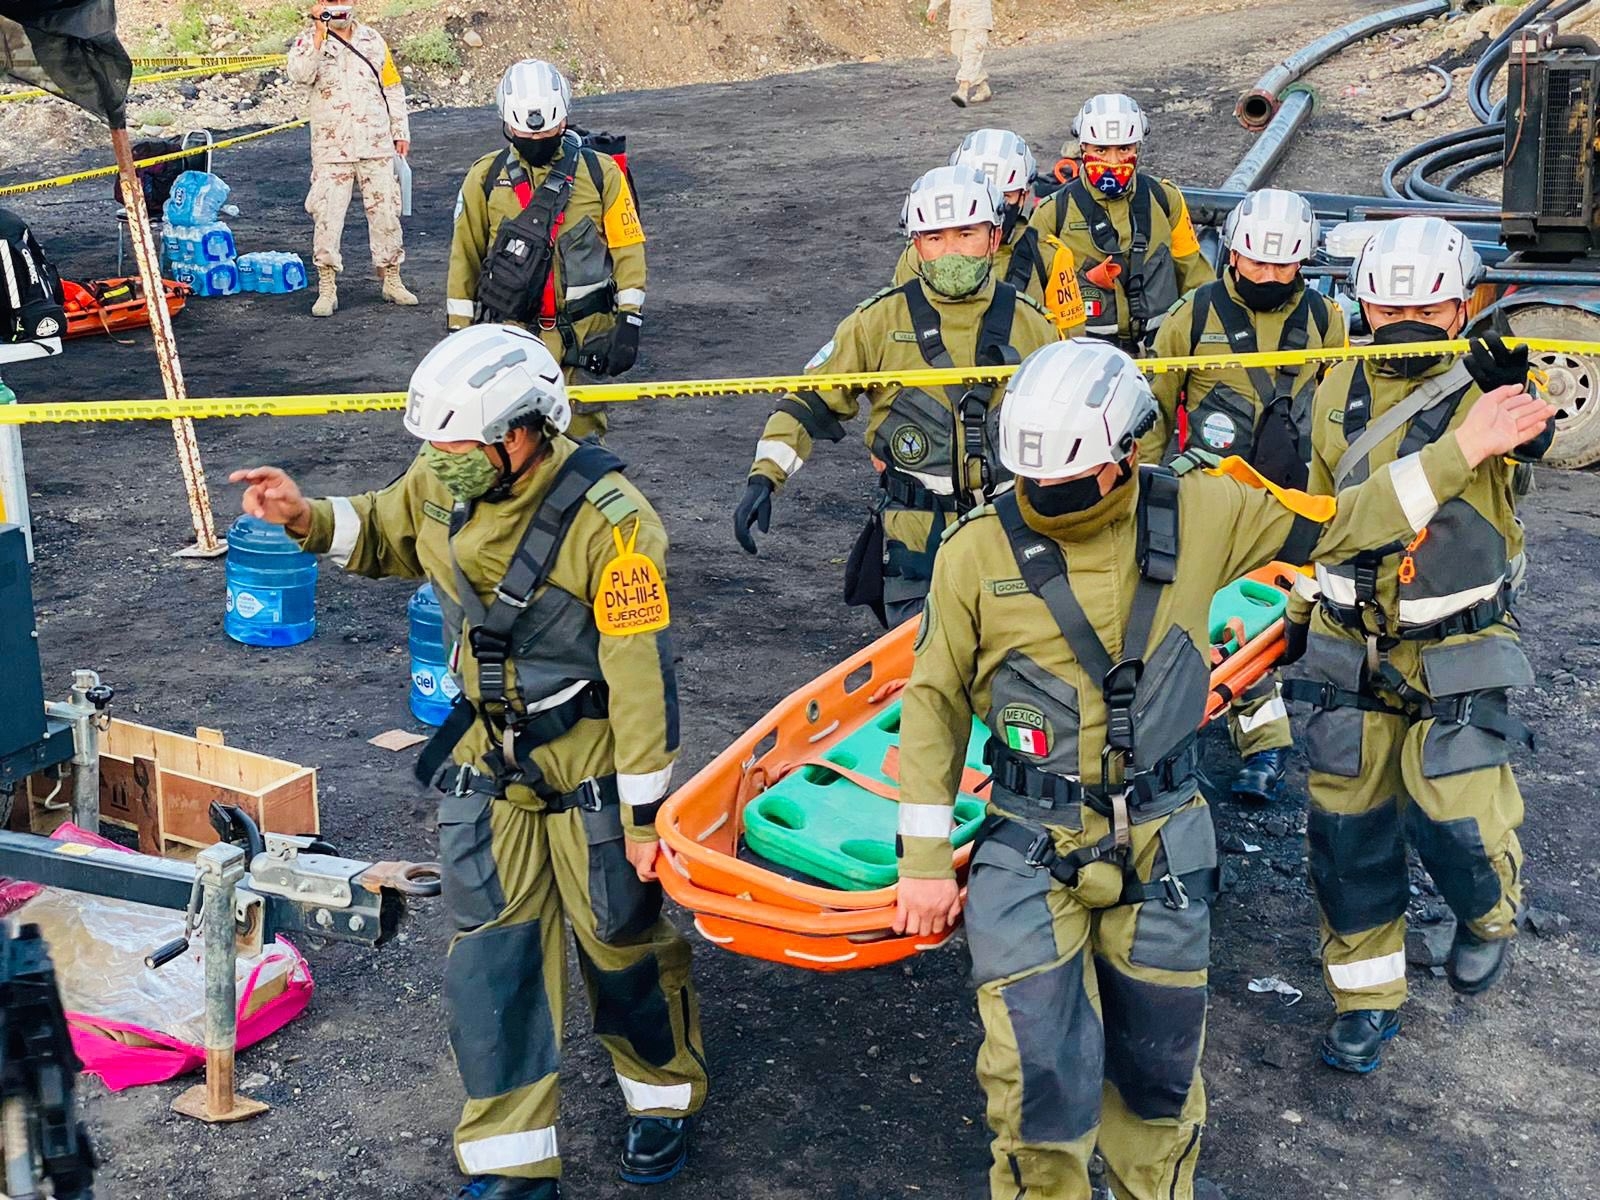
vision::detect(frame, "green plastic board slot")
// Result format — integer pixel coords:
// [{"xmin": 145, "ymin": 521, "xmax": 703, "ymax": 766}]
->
[
  {"xmin": 742, "ymin": 702, "xmax": 990, "ymax": 891},
  {"xmin": 1208, "ymin": 577, "xmax": 1287, "ymax": 655}
]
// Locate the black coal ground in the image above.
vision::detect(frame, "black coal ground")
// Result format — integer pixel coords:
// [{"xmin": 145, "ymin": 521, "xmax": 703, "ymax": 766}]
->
[{"xmin": 3, "ymin": 2, "xmax": 1598, "ymax": 1196}]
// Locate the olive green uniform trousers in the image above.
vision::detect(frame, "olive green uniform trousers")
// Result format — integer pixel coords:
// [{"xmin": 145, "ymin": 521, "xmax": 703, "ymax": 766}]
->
[
  {"xmin": 440, "ymin": 789, "xmax": 707, "ymax": 1179},
  {"xmin": 966, "ymin": 798, "xmax": 1213, "ymax": 1200}
]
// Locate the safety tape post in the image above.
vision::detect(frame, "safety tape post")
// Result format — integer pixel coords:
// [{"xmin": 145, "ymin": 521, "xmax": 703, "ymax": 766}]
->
[
  {"xmin": 0, "ymin": 120, "xmax": 308, "ymax": 199},
  {"xmin": 0, "ymin": 337, "xmax": 1593, "ymax": 425},
  {"xmin": 0, "ymin": 56, "xmax": 287, "ymax": 105}
]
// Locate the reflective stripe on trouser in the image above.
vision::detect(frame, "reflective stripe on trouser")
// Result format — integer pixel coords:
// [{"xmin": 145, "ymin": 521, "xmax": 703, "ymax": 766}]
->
[
  {"xmin": 965, "ymin": 797, "xmax": 1211, "ymax": 1200},
  {"xmin": 306, "ymin": 158, "xmax": 404, "ymax": 273},
  {"xmin": 438, "ymin": 791, "xmax": 707, "ymax": 1179},
  {"xmin": 1302, "ymin": 643, "xmax": 1525, "ymax": 1013},
  {"xmin": 1226, "ymin": 671, "xmax": 1291, "ymax": 758},
  {"xmin": 950, "ymin": 27, "xmax": 989, "ymax": 83}
]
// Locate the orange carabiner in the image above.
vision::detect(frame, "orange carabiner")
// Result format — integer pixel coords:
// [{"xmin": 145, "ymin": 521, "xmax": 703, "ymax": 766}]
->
[{"xmin": 1397, "ymin": 527, "xmax": 1428, "ymax": 585}]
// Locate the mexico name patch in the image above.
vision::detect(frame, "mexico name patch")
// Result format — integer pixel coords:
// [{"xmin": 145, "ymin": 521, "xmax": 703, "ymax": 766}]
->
[{"xmin": 1000, "ymin": 705, "xmax": 1049, "ymax": 756}]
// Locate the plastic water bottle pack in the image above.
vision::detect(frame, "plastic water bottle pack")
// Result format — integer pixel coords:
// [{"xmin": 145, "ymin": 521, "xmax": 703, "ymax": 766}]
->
[
  {"xmin": 237, "ymin": 252, "xmax": 308, "ymax": 294},
  {"xmin": 161, "ymin": 171, "xmax": 231, "ymax": 226},
  {"xmin": 171, "ymin": 260, "xmax": 240, "ymax": 297}
]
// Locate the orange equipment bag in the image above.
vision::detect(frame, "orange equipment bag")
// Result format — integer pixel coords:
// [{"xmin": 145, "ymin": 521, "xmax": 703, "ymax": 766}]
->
[{"xmin": 655, "ymin": 563, "xmax": 1298, "ymax": 972}]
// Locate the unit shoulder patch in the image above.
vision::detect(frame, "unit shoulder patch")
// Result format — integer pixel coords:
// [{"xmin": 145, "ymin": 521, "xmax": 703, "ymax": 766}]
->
[{"xmin": 585, "ymin": 475, "xmax": 641, "ymax": 527}]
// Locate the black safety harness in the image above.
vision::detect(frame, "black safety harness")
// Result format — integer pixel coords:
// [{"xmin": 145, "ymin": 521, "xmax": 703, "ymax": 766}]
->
[
  {"xmin": 1056, "ymin": 177, "xmax": 1172, "ymax": 353},
  {"xmin": 977, "ymin": 469, "xmax": 1219, "ymax": 911},
  {"xmin": 475, "ymin": 134, "xmax": 616, "ymax": 338},
  {"xmin": 881, "ymin": 278, "xmax": 1020, "ymax": 515},
  {"xmin": 1281, "ymin": 366, "xmax": 1533, "ymax": 751},
  {"xmin": 1188, "ymin": 283, "xmax": 1328, "ymax": 414},
  {"xmin": 414, "ymin": 443, "xmax": 631, "ymax": 812}
]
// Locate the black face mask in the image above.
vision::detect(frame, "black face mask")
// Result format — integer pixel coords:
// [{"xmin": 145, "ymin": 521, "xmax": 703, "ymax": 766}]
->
[
  {"xmin": 509, "ymin": 132, "xmax": 563, "ymax": 167},
  {"xmin": 1024, "ymin": 463, "xmax": 1131, "ymax": 517},
  {"xmin": 1000, "ymin": 201, "xmax": 1025, "ymax": 243},
  {"xmin": 1230, "ymin": 267, "xmax": 1298, "ymax": 313},
  {"xmin": 1371, "ymin": 318, "xmax": 1453, "ymax": 377}
]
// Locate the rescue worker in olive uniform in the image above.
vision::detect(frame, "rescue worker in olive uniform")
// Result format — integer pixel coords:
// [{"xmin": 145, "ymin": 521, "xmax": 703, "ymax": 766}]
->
[
  {"xmin": 1142, "ymin": 189, "xmax": 1348, "ymax": 806},
  {"xmin": 447, "ymin": 60, "xmax": 647, "ymax": 442},
  {"xmin": 1284, "ymin": 217, "xmax": 1555, "ymax": 1074},
  {"xmin": 733, "ymin": 165, "xmax": 1059, "ymax": 625},
  {"xmin": 231, "ymin": 325, "xmax": 705, "ymax": 1199},
  {"xmin": 892, "ymin": 337, "xmax": 1553, "ymax": 1200},
  {"xmin": 1028, "ymin": 94, "xmax": 1213, "ymax": 354},
  {"xmin": 286, "ymin": 0, "xmax": 416, "ymax": 317},
  {"xmin": 893, "ymin": 129, "xmax": 1087, "ymax": 333}
]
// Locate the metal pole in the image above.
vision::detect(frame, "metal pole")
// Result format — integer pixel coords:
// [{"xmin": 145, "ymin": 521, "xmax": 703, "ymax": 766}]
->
[
  {"xmin": 1219, "ymin": 87, "xmax": 1317, "ymax": 193},
  {"xmin": 171, "ymin": 843, "xmax": 268, "ymax": 1123},
  {"xmin": 65, "ymin": 671, "xmax": 101, "ymax": 831},
  {"xmin": 108, "ymin": 128, "xmax": 223, "ymax": 558}
]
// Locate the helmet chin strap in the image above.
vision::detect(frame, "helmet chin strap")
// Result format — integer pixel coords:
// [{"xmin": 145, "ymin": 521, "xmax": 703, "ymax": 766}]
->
[{"xmin": 481, "ymin": 438, "xmax": 544, "ymax": 503}]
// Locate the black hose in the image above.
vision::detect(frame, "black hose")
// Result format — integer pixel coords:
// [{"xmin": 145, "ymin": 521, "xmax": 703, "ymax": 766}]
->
[
  {"xmin": 1381, "ymin": 64, "xmax": 1454, "ymax": 122},
  {"xmin": 1439, "ymin": 151, "xmax": 1503, "ymax": 193},
  {"xmin": 1382, "ymin": 122, "xmax": 1501, "ymax": 201}
]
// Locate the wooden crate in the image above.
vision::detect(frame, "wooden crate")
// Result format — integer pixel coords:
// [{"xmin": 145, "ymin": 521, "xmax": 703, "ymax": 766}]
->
[{"xmin": 24, "ymin": 720, "xmax": 318, "ymax": 856}]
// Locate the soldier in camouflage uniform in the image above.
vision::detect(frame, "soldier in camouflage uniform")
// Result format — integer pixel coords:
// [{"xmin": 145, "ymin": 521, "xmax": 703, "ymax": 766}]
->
[
  {"xmin": 231, "ymin": 325, "xmax": 705, "ymax": 1199},
  {"xmin": 287, "ymin": 1, "xmax": 416, "ymax": 317}
]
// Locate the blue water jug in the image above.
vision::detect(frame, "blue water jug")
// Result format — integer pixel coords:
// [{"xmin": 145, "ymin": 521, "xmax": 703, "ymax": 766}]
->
[
  {"xmin": 408, "ymin": 583, "xmax": 458, "ymax": 725},
  {"xmin": 225, "ymin": 515, "xmax": 317, "ymax": 646}
]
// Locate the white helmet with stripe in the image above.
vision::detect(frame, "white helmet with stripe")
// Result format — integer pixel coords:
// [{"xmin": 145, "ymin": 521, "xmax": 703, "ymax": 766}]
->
[
  {"xmin": 949, "ymin": 129, "xmax": 1038, "ymax": 194},
  {"xmin": 1225, "ymin": 188, "xmax": 1319, "ymax": 265},
  {"xmin": 1350, "ymin": 215, "xmax": 1483, "ymax": 305},
  {"xmin": 998, "ymin": 339, "xmax": 1158, "ymax": 476},
  {"xmin": 900, "ymin": 164, "xmax": 1006, "ymax": 236},
  {"xmin": 404, "ymin": 324, "xmax": 572, "ymax": 443},
  {"xmin": 496, "ymin": 59, "xmax": 572, "ymax": 134},
  {"xmin": 1071, "ymin": 93, "xmax": 1150, "ymax": 147}
]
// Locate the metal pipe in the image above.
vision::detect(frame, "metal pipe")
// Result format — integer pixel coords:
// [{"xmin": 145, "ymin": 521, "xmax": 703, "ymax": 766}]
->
[
  {"xmin": 171, "ymin": 843, "xmax": 268, "ymax": 1123},
  {"xmin": 66, "ymin": 670, "xmax": 101, "ymax": 830},
  {"xmin": 1236, "ymin": 0, "xmax": 1448, "ymax": 131},
  {"xmin": 1300, "ymin": 263, "xmax": 1600, "ymax": 285},
  {"xmin": 1180, "ymin": 186, "xmax": 1502, "ymax": 232},
  {"xmin": 1221, "ymin": 87, "xmax": 1316, "ymax": 192}
]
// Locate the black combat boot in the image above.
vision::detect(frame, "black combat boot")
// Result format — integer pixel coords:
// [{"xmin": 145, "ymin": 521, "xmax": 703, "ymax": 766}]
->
[
  {"xmin": 1321, "ymin": 1008, "xmax": 1401, "ymax": 1074},
  {"xmin": 1231, "ymin": 747, "xmax": 1289, "ymax": 806},
  {"xmin": 1447, "ymin": 925, "xmax": 1512, "ymax": 995},
  {"xmin": 455, "ymin": 1177, "xmax": 558, "ymax": 1199},
  {"xmin": 620, "ymin": 1116, "xmax": 692, "ymax": 1185}
]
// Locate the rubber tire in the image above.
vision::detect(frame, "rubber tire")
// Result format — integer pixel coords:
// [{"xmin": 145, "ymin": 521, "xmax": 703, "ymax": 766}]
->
[{"xmin": 1507, "ymin": 305, "xmax": 1600, "ymax": 469}]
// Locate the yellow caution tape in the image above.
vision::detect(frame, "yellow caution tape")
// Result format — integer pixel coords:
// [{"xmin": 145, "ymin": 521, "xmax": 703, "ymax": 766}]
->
[
  {"xmin": 0, "ymin": 56, "xmax": 286, "ymax": 104},
  {"xmin": 0, "ymin": 337, "xmax": 1590, "ymax": 426},
  {"xmin": 0, "ymin": 119, "xmax": 307, "ymax": 198},
  {"xmin": 129, "ymin": 54, "xmax": 290, "ymax": 68}
]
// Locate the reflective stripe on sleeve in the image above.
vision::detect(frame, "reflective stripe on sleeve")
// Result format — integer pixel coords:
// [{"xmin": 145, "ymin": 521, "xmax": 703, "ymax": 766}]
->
[
  {"xmin": 1317, "ymin": 566, "xmax": 1358, "ymax": 607},
  {"xmin": 755, "ymin": 438, "xmax": 804, "ymax": 476},
  {"xmin": 898, "ymin": 803, "xmax": 954, "ymax": 840},
  {"xmin": 1398, "ymin": 578, "xmax": 1505, "ymax": 627},
  {"xmin": 328, "ymin": 496, "xmax": 359, "ymax": 568},
  {"xmin": 1387, "ymin": 454, "xmax": 1439, "ymax": 533},
  {"xmin": 618, "ymin": 764, "xmax": 674, "ymax": 807},
  {"xmin": 615, "ymin": 287, "xmax": 646, "ymax": 310},
  {"xmin": 446, "ymin": 297, "xmax": 474, "ymax": 318},
  {"xmin": 1292, "ymin": 570, "xmax": 1320, "ymax": 602}
]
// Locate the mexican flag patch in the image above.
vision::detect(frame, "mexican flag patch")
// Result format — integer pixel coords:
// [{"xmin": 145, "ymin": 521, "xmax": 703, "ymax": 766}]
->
[{"xmin": 1006, "ymin": 725, "xmax": 1048, "ymax": 755}]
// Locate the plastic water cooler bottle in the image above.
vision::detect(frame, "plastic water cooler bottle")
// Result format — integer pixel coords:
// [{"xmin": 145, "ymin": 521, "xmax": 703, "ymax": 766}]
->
[
  {"xmin": 225, "ymin": 515, "xmax": 317, "ymax": 646},
  {"xmin": 407, "ymin": 582, "xmax": 457, "ymax": 725}
]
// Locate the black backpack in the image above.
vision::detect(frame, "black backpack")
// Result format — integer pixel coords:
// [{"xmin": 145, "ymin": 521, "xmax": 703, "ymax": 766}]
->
[
  {"xmin": 0, "ymin": 207, "xmax": 65, "ymax": 345},
  {"xmin": 110, "ymin": 139, "xmax": 207, "ymax": 211}
]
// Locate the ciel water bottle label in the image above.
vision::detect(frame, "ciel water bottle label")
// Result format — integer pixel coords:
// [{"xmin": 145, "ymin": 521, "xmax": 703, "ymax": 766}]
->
[
  {"xmin": 227, "ymin": 585, "xmax": 285, "ymax": 623},
  {"xmin": 412, "ymin": 667, "xmax": 438, "ymax": 696}
]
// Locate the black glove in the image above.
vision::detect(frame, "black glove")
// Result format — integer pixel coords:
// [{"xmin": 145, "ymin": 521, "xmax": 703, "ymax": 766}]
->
[
  {"xmin": 733, "ymin": 476, "xmax": 774, "ymax": 555},
  {"xmin": 605, "ymin": 313, "xmax": 642, "ymax": 376},
  {"xmin": 1464, "ymin": 331, "xmax": 1529, "ymax": 393},
  {"xmin": 1283, "ymin": 617, "xmax": 1309, "ymax": 667}
]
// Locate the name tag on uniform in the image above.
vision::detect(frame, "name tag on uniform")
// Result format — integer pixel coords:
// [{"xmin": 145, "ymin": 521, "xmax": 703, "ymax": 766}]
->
[
  {"xmin": 891, "ymin": 331, "xmax": 919, "ymax": 343},
  {"xmin": 1328, "ymin": 410, "xmax": 1345, "ymax": 424},
  {"xmin": 422, "ymin": 500, "xmax": 452, "ymax": 525},
  {"xmin": 985, "ymin": 577, "xmax": 1030, "ymax": 597},
  {"xmin": 1199, "ymin": 332, "xmax": 1229, "ymax": 344}
]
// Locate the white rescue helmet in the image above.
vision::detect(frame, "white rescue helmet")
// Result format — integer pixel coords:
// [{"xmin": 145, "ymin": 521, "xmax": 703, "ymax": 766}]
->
[
  {"xmin": 1225, "ymin": 188, "xmax": 1319, "ymax": 265},
  {"xmin": 1071, "ymin": 93, "xmax": 1149, "ymax": 148},
  {"xmin": 998, "ymin": 339, "xmax": 1158, "ymax": 477},
  {"xmin": 900, "ymin": 165, "xmax": 1007, "ymax": 236},
  {"xmin": 403, "ymin": 324, "xmax": 572, "ymax": 443},
  {"xmin": 496, "ymin": 59, "xmax": 572, "ymax": 134},
  {"xmin": 950, "ymin": 129, "xmax": 1038, "ymax": 195},
  {"xmin": 1350, "ymin": 215, "xmax": 1483, "ymax": 306}
]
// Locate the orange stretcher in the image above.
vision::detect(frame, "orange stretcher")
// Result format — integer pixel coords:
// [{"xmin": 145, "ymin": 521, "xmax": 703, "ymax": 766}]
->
[
  {"xmin": 655, "ymin": 562, "xmax": 1298, "ymax": 973},
  {"xmin": 61, "ymin": 277, "xmax": 189, "ymax": 340}
]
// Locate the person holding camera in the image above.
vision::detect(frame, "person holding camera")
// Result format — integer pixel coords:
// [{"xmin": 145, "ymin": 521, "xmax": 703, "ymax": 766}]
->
[
  {"xmin": 446, "ymin": 60, "xmax": 647, "ymax": 441},
  {"xmin": 287, "ymin": 1, "xmax": 416, "ymax": 317}
]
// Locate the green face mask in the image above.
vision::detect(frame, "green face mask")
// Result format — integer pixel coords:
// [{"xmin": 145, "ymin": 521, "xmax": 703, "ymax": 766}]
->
[
  {"xmin": 919, "ymin": 252, "xmax": 993, "ymax": 299},
  {"xmin": 420, "ymin": 443, "xmax": 502, "ymax": 502}
]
